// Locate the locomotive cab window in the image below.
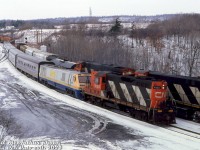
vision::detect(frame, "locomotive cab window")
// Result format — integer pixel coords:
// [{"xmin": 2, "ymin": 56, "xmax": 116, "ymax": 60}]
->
[
  {"xmin": 95, "ymin": 77, "xmax": 100, "ymax": 85},
  {"xmin": 153, "ymin": 86, "xmax": 161, "ymax": 89},
  {"xmin": 79, "ymin": 76, "xmax": 90, "ymax": 83},
  {"xmin": 102, "ymin": 77, "xmax": 106, "ymax": 83},
  {"xmin": 153, "ymin": 86, "xmax": 167, "ymax": 89}
]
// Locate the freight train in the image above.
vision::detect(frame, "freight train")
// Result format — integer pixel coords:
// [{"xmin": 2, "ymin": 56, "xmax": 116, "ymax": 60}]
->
[{"xmin": 4, "ymin": 42, "xmax": 176, "ymax": 124}]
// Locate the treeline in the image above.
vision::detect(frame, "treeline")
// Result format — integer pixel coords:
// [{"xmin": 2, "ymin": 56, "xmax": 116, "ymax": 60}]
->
[
  {"xmin": 0, "ymin": 20, "xmax": 24, "ymax": 28},
  {"xmin": 130, "ymin": 14, "xmax": 200, "ymax": 47},
  {"xmin": 45, "ymin": 28, "xmax": 134, "ymax": 68},
  {"xmin": 0, "ymin": 20, "xmax": 55, "ymax": 30},
  {"xmin": 44, "ymin": 14, "xmax": 200, "ymax": 77},
  {"xmin": 130, "ymin": 14, "xmax": 200, "ymax": 76}
]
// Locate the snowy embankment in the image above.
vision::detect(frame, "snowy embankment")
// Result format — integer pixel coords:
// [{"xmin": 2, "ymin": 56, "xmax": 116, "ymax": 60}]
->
[
  {"xmin": 173, "ymin": 118, "xmax": 200, "ymax": 134},
  {"xmin": 0, "ymin": 44, "xmax": 199, "ymax": 149}
]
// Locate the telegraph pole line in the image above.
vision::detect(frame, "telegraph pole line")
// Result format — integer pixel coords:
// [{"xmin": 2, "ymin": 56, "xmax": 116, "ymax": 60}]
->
[
  {"xmin": 89, "ymin": 7, "xmax": 92, "ymax": 17},
  {"xmin": 41, "ymin": 28, "xmax": 42, "ymax": 43}
]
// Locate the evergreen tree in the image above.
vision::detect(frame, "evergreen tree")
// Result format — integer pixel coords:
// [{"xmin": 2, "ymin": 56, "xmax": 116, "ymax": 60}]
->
[{"xmin": 109, "ymin": 18, "xmax": 122, "ymax": 34}]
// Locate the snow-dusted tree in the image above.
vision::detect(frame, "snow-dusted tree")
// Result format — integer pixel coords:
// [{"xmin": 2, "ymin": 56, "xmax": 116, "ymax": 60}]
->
[{"xmin": 186, "ymin": 33, "xmax": 200, "ymax": 77}]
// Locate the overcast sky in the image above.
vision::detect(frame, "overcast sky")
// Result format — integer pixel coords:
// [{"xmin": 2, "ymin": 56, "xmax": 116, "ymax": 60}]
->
[{"xmin": 0, "ymin": 0, "xmax": 199, "ymax": 20}]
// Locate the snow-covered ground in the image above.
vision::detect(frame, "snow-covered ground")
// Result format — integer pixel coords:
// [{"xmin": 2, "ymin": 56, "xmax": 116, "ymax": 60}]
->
[
  {"xmin": 15, "ymin": 29, "xmax": 62, "ymax": 44},
  {"xmin": 173, "ymin": 118, "xmax": 200, "ymax": 134},
  {"xmin": 0, "ymin": 45, "xmax": 200, "ymax": 149}
]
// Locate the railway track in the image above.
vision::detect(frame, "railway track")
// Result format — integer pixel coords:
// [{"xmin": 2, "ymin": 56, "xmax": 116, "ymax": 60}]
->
[
  {"xmin": 167, "ymin": 118, "xmax": 200, "ymax": 139},
  {"xmin": 102, "ymin": 106, "xmax": 200, "ymax": 139},
  {"xmin": 166, "ymin": 125, "xmax": 200, "ymax": 139}
]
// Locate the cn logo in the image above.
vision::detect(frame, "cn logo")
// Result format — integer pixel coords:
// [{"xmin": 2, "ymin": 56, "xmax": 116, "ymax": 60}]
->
[{"xmin": 155, "ymin": 92, "xmax": 165, "ymax": 98}]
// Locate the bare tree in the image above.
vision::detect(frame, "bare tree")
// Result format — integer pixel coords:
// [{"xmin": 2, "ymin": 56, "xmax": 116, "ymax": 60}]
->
[{"xmin": 186, "ymin": 33, "xmax": 200, "ymax": 77}]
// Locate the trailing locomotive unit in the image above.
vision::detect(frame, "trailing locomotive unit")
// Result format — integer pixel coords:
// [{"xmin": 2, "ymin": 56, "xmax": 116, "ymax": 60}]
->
[
  {"xmin": 39, "ymin": 64, "xmax": 90, "ymax": 99},
  {"xmin": 149, "ymin": 71, "xmax": 200, "ymax": 122},
  {"xmin": 84, "ymin": 71, "xmax": 175, "ymax": 124}
]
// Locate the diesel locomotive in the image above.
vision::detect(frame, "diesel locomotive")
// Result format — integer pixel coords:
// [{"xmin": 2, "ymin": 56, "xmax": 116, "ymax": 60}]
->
[{"xmin": 83, "ymin": 71, "xmax": 175, "ymax": 124}]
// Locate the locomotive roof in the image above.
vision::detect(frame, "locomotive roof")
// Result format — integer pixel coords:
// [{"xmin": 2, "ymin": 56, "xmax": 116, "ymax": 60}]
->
[
  {"xmin": 17, "ymin": 53, "xmax": 54, "ymax": 64},
  {"xmin": 107, "ymin": 73, "xmax": 157, "ymax": 82},
  {"xmin": 42, "ymin": 64, "xmax": 89, "ymax": 74},
  {"xmin": 9, "ymin": 48, "xmax": 24, "ymax": 54},
  {"xmin": 51, "ymin": 58, "xmax": 77, "ymax": 69},
  {"xmin": 95, "ymin": 71, "xmax": 111, "ymax": 77}
]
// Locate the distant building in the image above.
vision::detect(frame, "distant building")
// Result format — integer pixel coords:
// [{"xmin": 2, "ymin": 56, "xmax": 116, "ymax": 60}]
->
[
  {"xmin": 5, "ymin": 26, "xmax": 15, "ymax": 30},
  {"xmin": 40, "ymin": 45, "xmax": 47, "ymax": 52}
]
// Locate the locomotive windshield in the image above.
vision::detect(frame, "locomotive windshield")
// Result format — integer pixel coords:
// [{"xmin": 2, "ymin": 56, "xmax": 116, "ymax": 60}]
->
[{"xmin": 78, "ymin": 76, "xmax": 90, "ymax": 83}]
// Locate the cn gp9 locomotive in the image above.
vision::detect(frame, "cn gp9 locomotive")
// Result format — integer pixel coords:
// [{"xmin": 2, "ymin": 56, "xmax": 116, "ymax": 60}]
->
[
  {"xmin": 84, "ymin": 71, "xmax": 175, "ymax": 124},
  {"xmin": 149, "ymin": 71, "xmax": 200, "ymax": 122}
]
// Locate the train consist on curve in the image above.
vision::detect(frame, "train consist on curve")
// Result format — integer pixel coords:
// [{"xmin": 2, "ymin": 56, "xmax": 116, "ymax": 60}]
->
[
  {"xmin": 4, "ymin": 42, "xmax": 90, "ymax": 100},
  {"xmin": 3, "ymin": 42, "xmax": 176, "ymax": 124}
]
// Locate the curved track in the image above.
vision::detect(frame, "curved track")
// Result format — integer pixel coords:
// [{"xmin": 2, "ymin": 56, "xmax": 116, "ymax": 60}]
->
[{"xmin": 166, "ymin": 125, "xmax": 200, "ymax": 139}]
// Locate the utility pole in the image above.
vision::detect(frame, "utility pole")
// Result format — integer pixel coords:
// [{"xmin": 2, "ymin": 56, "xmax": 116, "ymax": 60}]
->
[
  {"xmin": 89, "ymin": 7, "xmax": 92, "ymax": 17},
  {"xmin": 131, "ymin": 22, "xmax": 135, "ymax": 48},
  {"xmin": 36, "ymin": 30, "xmax": 39, "ymax": 44},
  {"xmin": 41, "ymin": 28, "xmax": 42, "ymax": 43}
]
